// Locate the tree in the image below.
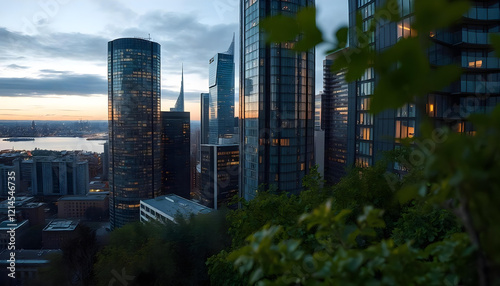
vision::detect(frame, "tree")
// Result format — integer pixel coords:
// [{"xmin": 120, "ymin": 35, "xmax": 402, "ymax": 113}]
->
[{"xmin": 211, "ymin": 0, "xmax": 500, "ymax": 285}]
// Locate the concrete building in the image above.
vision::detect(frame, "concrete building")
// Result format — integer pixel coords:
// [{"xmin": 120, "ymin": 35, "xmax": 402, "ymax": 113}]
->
[
  {"xmin": 16, "ymin": 156, "xmax": 90, "ymax": 196},
  {"xmin": 0, "ymin": 220, "xmax": 29, "ymax": 250},
  {"xmin": 140, "ymin": 194, "xmax": 212, "ymax": 224},
  {"xmin": 0, "ymin": 164, "xmax": 14, "ymax": 197},
  {"xmin": 0, "ymin": 249, "xmax": 61, "ymax": 286},
  {"xmin": 0, "ymin": 197, "xmax": 45, "ymax": 226},
  {"xmin": 42, "ymin": 219, "xmax": 80, "ymax": 249},
  {"xmin": 58, "ymin": 195, "xmax": 109, "ymax": 220}
]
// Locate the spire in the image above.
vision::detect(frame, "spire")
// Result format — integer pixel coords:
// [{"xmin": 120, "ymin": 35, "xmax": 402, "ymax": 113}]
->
[
  {"xmin": 171, "ymin": 64, "xmax": 184, "ymax": 112},
  {"xmin": 226, "ymin": 32, "xmax": 235, "ymax": 55}
]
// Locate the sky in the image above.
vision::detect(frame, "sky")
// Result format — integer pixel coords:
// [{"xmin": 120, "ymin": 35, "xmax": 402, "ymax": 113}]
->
[{"xmin": 0, "ymin": 0, "xmax": 348, "ymax": 121}]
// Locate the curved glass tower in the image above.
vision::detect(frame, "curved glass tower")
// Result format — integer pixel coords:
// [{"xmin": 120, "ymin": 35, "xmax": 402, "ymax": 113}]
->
[
  {"xmin": 240, "ymin": 0, "xmax": 316, "ymax": 199},
  {"xmin": 108, "ymin": 38, "xmax": 161, "ymax": 229}
]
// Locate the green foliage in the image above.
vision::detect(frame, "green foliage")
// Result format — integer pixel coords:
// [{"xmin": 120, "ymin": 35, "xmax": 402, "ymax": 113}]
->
[
  {"xmin": 223, "ymin": 1, "xmax": 500, "ymax": 285},
  {"xmin": 260, "ymin": 7, "xmax": 322, "ymax": 51},
  {"xmin": 95, "ymin": 211, "xmax": 231, "ymax": 286},
  {"xmin": 28, "ymin": 224, "xmax": 98, "ymax": 286}
]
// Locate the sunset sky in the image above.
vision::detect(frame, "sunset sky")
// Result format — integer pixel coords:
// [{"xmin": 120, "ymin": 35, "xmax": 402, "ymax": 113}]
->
[{"xmin": 0, "ymin": 0, "xmax": 347, "ymax": 121}]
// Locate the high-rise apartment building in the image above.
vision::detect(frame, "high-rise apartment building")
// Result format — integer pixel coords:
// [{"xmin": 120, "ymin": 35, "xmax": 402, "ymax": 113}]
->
[
  {"xmin": 209, "ymin": 35, "xmax": 236, "ymax": 144},
  {"xmin": 108, "ymin": 38, "xmax": 161, "ymax": 229},
  {"xmin": 201, "ymin": 93, "xmax": 210, "ymax": 144},
  {"xmin": 323, "ymin": 50, "xmax": 348, "ymax": 184},
  {"xmin": 347, "ymin": 0, "xmax": 500, "ymax": 168},
  {"xmin": 161, "ymin": 111, "xmax": 191, "ymax": 199},
  {"xmin": 240, "ymin": 0, "xmax": 315, "ymax": 199}
]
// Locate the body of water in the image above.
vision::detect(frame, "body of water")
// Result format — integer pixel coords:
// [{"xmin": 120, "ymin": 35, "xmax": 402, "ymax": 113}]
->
[{"xmin": 0, "ymin": 137, "xmax": 107, "ymax": 153}]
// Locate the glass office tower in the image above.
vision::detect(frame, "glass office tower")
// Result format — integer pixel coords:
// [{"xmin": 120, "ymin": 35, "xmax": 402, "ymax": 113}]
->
[
  {"xmin": 347, "ymin": 0, "xmax": 500, "ymax": 168},
  {"xmin": 108, "ymin": 38, "xmax": 161, "ymax": 229},
  {"xmin": 161, "ymin": 111, "xmax": 191, "ymax": 199},
  {"xmin": 240, "ymin": 0, "xmax": 315, "ymax": 200},
  {"xmin": 201, "ymin": 93, "xmax": 210, "ymax": 144},
  {"xmin": 323, "ymin": 50, "xmax": 348, "ymax": 184},
  {"xmin": 209, "ymin": 35, "xmax": 236, "ymax": 144}
]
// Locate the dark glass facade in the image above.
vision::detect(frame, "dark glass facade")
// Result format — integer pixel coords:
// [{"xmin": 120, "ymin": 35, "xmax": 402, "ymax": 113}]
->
[
  {"xmin": 108, "ymin": 38, "xmax": 161, "ymax": 229},
  {"xmin": 240, "ymin": 0, "xmax": 316, "ymax": 199},
  {"xmin": 209, "ymin": 37, "xmax": 235, "ymax": 144},
  {"xmin": 347, "ymin": 0, "xmax": 500, "ymax": 168},
  {"xmin": 323, "ymin": 51, "xmax": 348, "ymax": 184},
  {"xmin": 201, "ymin": 93, "xmax": 210, "ymax": 144},
  {"xmin": 200, "ymin": 144, "xmax": 239, "ymax": 209},
  {"xmin": 161, "ymin": 111, "xmax": 191, "ymax": 199}
]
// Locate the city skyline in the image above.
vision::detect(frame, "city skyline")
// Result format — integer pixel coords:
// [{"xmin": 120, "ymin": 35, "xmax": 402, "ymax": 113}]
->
[{"xmin": 0, "ymin": 0, "xmax": 346, "ymax": 121}]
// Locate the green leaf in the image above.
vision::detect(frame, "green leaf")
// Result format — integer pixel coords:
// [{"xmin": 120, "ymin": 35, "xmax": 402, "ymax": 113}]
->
[{"xmin": 490, "ymin": 33, "xmax": 500, "ymax": 58}]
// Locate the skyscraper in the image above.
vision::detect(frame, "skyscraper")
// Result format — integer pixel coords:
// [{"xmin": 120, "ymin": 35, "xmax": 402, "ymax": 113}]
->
[
  {"xmin": 161, "ymin": 111, "xmax": 191, "ymax": 199},
  {"xmin": 347, "ymin": 0, "xmax": 500, "ymax": 168},
  {"xmin": 240, "ymin": 0, "xmax": 315, "ymax": 199},
  {"xmin": 200, "ymin": 144, "xmax": 239, "ymax": 209},
  {"xmin": 209, "ymin": 35, "xmax": 235, "ymax": 144},
  {"xmin": 171, "ymin": 65, "xmax": 185, "ymax": 112},
  {"xmin": 108, "ymin": 38, "xmax": 161, "ymax": 229},
  {"xmin": 201, "ymin": 92, "xmax": 210, "ymax": 144},
  {"xmin": 323, "ymin": 50, "xmax": 348, "ymax": 184}
]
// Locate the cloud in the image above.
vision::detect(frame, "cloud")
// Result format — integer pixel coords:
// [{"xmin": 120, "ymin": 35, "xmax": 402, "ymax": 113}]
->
[
  {"xmin": 0, "ymin": 27, "xmax": 108, "ymax": 63},
  {"xmin": 0, "ymin": 73, "xmax": 107, "ymax": 97},
  {"xmin": 6, "ymin": 64, "xmax": 28, "ymax": 69}
]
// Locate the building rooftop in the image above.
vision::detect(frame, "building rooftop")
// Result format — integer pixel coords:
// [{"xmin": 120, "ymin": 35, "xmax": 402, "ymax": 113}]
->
[
  {"xmin": 141, "ymin": 194, "xmax": 212, "ymax": 220},
  {"xmin": 43, "ymin": 219, "xmax": 79, "ymax": 232},
  {"xmin": 0, "ymin": 249, "xmax": 61, "ymax": 264},
  {"xmin": 0, "ymin": 220, "xmax": 28, "ymax": 230},
  {"xmin": 58, "ymin": 195, "xmax": 107, "ymax": 202},
  {"xmin": 0, "ymin": 196, "xmax": 35, "ymax": 209}
]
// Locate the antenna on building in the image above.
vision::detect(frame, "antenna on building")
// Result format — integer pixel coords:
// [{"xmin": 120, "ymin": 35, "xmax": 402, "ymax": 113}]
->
[{"xmin": 148, "ymin": 33, "xmax": 151, "ymax": 40}]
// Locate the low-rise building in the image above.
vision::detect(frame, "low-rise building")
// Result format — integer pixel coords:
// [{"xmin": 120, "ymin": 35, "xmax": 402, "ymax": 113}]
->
[
  {"xmin": 42, "ymin": 219, "xmax": 80, "ymax": 249},
  {"xmin": 0, "ymin": 249, "xmax": 61, "ymax": 286},
  {"xmin": 0, "ymin": 220, "xmax": 29, "ymax": 250},
  {"xmin": 57, "ymin": 195, "xmax": 108, "ymax": 220},
  {"xmin": 140, "ymin": 194, "xmax": 212, "ymax": 224}
]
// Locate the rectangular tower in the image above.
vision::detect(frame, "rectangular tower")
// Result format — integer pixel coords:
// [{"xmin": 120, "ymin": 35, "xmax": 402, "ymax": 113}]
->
[
  {"xmin": 200, "ymin": 144, "xmax": 239, "ymax": 209},
  {"xmin": 161, "ymin": 111, "xmax": 191, "ymax": 199},
  {"xmin": 240, "ymin": 0, "xmax": 316, "ymax": 199},
  {"xmin": 208, "ymin": 36, "xmax": 236, "ymax": 144}
]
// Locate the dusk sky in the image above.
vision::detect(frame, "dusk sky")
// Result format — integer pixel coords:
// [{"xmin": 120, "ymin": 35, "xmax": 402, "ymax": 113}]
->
[{"xmin": 0, "ymin": 0, "xmax": 347, "ymax": 121}]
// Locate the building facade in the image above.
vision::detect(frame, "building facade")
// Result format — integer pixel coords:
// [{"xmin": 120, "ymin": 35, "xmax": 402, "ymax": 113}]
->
[
  {"xmin": 0, "ymin": 165, "xmax": 14, "ymax": 197},
  {"xmin": 58, "ymin": 195, "xmax": 109, "ymax": 220},
  {"xmin": 108, "ymin": 38, "xmax": 161, "ymax": 229},
  {"xmin": 42, "ymin": 219, "xmax": 80, "ymax": 249},
  {"xmin": 29, "ymin": 156, "xmax": 89, "ymax": 196},
  {"xmin": 201, "ymin": 93, "xmax": 210, "ymax": 144},
  {"xmin": 209, "ymin": 35, "xmax": 236, "ymax": 144},
  {"xmin": 200, "ymin": 144, "xmax": 239, "ymax": 209},
  {"xmin": 140, "ymin": 194, "xmax": 212, "ymax": 223},
  {"xmin": 323, "ymin": 51, "xmax": 348, "ymax": 184},
  {"xmin": 161, "ymin": 111, "xmax": 191, "ymax": 199},
  {"xmin": 240, "ymin": 0, "xmax": 316, "ymax": 199},
  {"xmin": 347, "ymin": 0, "xmax": 500, "ymax": 168}
]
